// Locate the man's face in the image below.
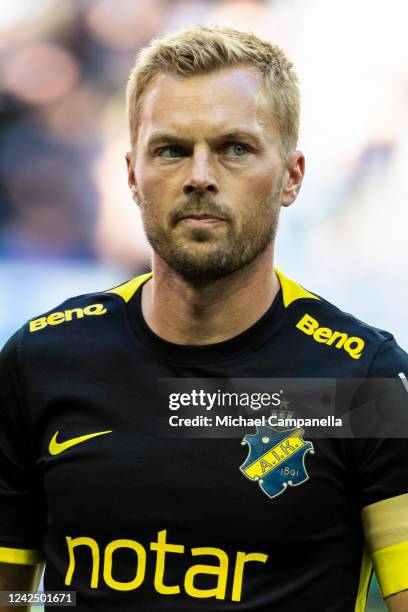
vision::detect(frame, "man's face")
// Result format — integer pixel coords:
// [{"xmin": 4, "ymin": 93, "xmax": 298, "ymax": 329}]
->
[{"xmin": 127, "ymin": 66, "xmax": 301, "ymax": 282}]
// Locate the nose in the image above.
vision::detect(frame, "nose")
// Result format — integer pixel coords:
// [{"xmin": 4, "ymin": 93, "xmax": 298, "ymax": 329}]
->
[{"xmin": 182, "ymin": 149, "xmax": 219, "ymax": 196}]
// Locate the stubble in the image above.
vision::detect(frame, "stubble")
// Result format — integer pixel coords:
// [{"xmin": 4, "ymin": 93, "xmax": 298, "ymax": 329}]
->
[{"xmin": 138, "ymin": 175, "xmax": 283, "ymax": 283}]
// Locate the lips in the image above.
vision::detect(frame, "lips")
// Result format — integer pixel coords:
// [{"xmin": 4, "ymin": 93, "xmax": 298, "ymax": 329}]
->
[{"xmin": 179, "ymin": 214, "xmax": 225, "ymax": 221}]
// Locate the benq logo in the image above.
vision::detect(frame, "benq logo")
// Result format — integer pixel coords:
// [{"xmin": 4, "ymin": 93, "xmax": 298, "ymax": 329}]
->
[
  {"xmin": 29, "ymin": 304, "xmax": 107, "ymax": 333},
  {"xmin": 296, "ymin": 313, "xmax": 365, "ymax": 360}
]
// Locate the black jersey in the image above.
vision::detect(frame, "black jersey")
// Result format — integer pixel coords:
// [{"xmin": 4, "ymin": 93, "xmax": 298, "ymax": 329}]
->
[{"xmin": 1, "ymin": 269, "xmax": 408, "ymax": 611}]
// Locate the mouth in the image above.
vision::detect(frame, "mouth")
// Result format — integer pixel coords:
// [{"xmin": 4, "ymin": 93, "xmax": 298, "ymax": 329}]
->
[{"xmin": 178, "ymin": 214, "xmax": 225, "ymax": 225}]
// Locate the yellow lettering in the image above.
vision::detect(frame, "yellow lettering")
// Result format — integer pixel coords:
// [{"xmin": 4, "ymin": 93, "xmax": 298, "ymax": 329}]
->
[
  {"xmin": 297, "ymin": 314, "xmax": 366, "ymax": 359},
  {"xmin": 232, "ymin": 551, "xmax": 268, "ymax": 602},
  {"xmin": 150, "ymin": 529, "xmax": 183, "ymax": 595},
  {"xmin": 279, "ymin": 439, "xmax": 296, "ymax": 455},
  {"xmin": 296, "ymin": 313, "xmax": 318, "ymax": 335},
  {"xmin": 47, "ymin": 312, "xmax": 65, "ymax": 325},
  {"xmin": 344, "ymin": 336, "xmax": 365, "ymax": 359},
  {"xmin": 64, "ymin": 308, "xmax": 85, "ymax": 321},
  {"xmin": 184, "ymin": 547, "xmax": 228, "ymax": 600},
  {"xmin": 103, "ymin": 539, "xmax": 146, "ymax": 591},
  {"xmin": 83, "ymin": 304, "xmax": 107, "ymax": 316},
  {"xmin": 29, "ymin": 303, "xmax": 108, "ymax": 332},
  {"xmin": 326, "ymin": 330, "xmax": 347, "ymax": 349},
  {"xmin": 260, "ymin": 459, "xmax": 272, "ymax": 473},
  {"xmin": 313, "ymin": 326, "xmax": 332, "ymax": 343},
  {"xmin": 65, "ymin": 536, "xmax": 100, "ymax": 589},
  {"xmin": 29, "ymin": 317, "xmax": 47, "ymax": 332}
]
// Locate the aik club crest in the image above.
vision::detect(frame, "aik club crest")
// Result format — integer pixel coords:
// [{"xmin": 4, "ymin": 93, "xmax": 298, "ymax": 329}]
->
[{"xmin": 240, "ymin": 425, "xmax": 314, "ymax": 499}]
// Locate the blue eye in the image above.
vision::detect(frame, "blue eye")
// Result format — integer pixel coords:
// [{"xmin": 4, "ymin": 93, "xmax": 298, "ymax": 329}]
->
[
  {"xmin": 225, "ymin": 143, "xmax": 249, "ymax": 156},
  {"xmin": 159, "ymin": 146, "xmax": 185, "ymax": 158}
]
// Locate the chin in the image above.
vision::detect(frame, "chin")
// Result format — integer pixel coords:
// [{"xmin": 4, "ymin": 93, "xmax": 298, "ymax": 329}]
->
[{"xmin": 162, "ymin": 250, "xmax": 249, "ymax": 283}]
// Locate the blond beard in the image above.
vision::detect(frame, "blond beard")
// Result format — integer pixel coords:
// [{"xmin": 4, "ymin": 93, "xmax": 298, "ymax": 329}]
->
[{"xmin": 138, "ymin": 176, "xmax": 283, "ymax": 282}]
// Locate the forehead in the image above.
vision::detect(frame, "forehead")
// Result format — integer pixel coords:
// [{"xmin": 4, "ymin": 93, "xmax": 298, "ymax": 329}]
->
[{"xmin": 137, "ymin": 66, "xmax": 278, "ymax": 143}]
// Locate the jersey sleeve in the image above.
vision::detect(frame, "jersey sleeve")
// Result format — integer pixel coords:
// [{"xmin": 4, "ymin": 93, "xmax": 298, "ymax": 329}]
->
[
  {"xmin": 352, "ymin": 337, "xmax": 408, "ymax": 598},
  {"xmin": 0, "ymin": 331, "xmax": 46, "ymax": 564},
  {"xmin": 352, "ymin": 337, "xmax": 408, "ymax": 507}
]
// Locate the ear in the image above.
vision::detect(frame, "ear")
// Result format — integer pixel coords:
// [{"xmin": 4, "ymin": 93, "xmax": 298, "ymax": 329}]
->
[
  {"xmin": 125, "ymin": 151, "xmax": 139, "ymax": 205},
  {"xmin": 281, "ymin": 151, "xmax": 305, "ymax": 207}
]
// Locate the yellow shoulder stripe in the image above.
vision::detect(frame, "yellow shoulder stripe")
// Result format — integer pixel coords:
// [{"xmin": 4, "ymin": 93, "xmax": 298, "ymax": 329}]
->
[
  {"xmin": 0, "ymin": 546, "xmax": 44, "ymax": 565},
  {"xmin": 105, "ymin": 269, "xmax": 317, "ymax": 309},
  {"xmin": 275, "ymin": 268, "xmax": 319, "ymax": 308},
  {"xmin": 106, "ymin": 272, "xmax": 152, "ymax": 303},
  {"xmin": 372, "ymin": 540, "xmax": 408, "ymax": 598}
]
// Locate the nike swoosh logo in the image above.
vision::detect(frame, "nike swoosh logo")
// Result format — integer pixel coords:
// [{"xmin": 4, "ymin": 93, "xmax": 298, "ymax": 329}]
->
[{"xmin": 49, "ymin": 430, "xmax": 112, "ymax": 455}]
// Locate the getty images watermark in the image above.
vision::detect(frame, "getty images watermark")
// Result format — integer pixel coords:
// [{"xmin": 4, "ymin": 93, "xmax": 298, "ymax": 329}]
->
[
  {"xmin": 156, "ymin": 378, "xmax": 408, "ymax": 439},
  {"xmin": 167, "ymin": 388, "xmax": 341, "ymax": 430}
]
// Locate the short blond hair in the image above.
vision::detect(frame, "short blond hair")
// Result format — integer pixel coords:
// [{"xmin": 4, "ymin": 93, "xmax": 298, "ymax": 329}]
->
[{"xmin": 126, "ymin": 25, "xmax": 300, "ymax": 154}]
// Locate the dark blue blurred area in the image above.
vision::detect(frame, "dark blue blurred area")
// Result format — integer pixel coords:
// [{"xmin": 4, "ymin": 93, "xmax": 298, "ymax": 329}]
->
[{"xmin": 0, "ymin": 111, "xmax": 98, "ymax": 257}]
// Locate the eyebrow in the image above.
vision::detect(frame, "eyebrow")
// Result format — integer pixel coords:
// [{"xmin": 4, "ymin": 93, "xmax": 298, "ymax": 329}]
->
[{"xmin": 146, "ymin": 130, "xmax": 262, "ymax": 149}]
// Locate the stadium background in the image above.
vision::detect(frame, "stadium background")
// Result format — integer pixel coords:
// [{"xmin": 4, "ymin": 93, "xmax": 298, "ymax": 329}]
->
[{"xmin": 0, "ymin": 0, "xmax": 407, "ymax": 609}]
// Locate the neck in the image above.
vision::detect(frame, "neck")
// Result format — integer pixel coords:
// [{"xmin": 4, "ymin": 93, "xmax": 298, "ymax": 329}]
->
[{"xmin": 141, "ymin": 246, "xmax": 280, "ymax": 345}]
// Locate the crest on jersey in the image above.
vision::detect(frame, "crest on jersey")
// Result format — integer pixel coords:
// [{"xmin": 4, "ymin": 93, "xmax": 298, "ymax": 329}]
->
[{"xmin": 239, "ymin": 425, "xmax": 314, "ymax": 499}]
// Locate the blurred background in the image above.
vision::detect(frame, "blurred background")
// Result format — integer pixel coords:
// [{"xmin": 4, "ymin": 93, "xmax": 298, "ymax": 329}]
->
[{"xmin": 1, "ymin": 0, "xmax": 407, "ymax": 609}]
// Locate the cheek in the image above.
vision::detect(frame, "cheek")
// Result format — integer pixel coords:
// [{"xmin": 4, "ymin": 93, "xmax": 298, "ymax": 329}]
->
[
  {"xmin": 135, "ymin": 162, "xmax": 170, "ymax": 211},
  {"xmin": 232, "ymin": 171, "xmax": 278, "ymax": 208},
  {"xmin": 251, "ymin": 163, "xmax": 282, "ymax": 194},
  {"xmin": 135, "ymin": 159, "xmax": 155, "ymax": 196},
  {"xmin": 232, "ymin": 169, "xmax": 282, "ymax": 231},
  {"xmin": 135, "ymin": 159, "xmax": 178, "ymax": 209}
]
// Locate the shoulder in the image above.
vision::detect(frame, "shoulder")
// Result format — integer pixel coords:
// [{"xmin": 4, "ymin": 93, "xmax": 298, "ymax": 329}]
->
[
  {"xmin": 276, "ymin": 268, "xmax": 408, "ymax": 375},
  {"xmin": 26, "ymin": 289, "xmax": 117, "ymax": 336},
  {"xmin": 4, "ymin": 272, "xmax": 152, "ymax": 354}
]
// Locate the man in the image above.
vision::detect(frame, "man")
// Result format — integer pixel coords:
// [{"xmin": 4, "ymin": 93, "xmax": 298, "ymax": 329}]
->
[{"xmin": 0, "ymin": 25, "xmax": 407, "ymax": 611}]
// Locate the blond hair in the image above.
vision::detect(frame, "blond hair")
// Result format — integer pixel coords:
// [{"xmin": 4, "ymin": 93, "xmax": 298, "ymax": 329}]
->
[{"xmin": 126, "ymin": 25, "xmax": 300, "ymax": 154}]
